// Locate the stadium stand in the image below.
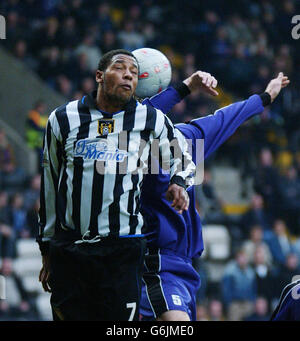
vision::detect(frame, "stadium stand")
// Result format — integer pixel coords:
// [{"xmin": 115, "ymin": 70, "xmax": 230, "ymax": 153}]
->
[{"xmin": 0, "ymin": 0, "xmax": 300, "ymax": 320}]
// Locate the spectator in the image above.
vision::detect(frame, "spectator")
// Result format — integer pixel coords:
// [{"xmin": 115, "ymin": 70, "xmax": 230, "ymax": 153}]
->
[
  {"xmin": 195, "ymin": 169, "xmax": 226, "ymax": 225},
  {"xmin": 264, "ymin": 219, "xmax": 295, "ymax": 265},
  {"xmin": 3, "ymin": 11, "xmax": 23, "ymax": 49},
  {"xmin": 226, "ymin": 43, "xmax": 254, "ymax": 97},
  {"xmin": 26, "ymin": 198, "xmax": 39, "ymax": 239},
  {"xmin": 0, "ymin": 191, "xmax": 15, "ymax": 260},
  {"xmin": 196, "ymin": 304, "xmax": 209, "ymax": 321},
  {"xmin": 8, "ymin": 193, "xmax": 29, "ymax": 239},
  {"xmin": 25, "ymin": 100, "xmax": 48, "ymax": 173},
  {"xmin": 252, "ymin": 64, "xmax": 272, "ymax": 94},
  {"xmin": 141, "ymin": 22, "xmax": 160, "ymax": 47},
  {"xmin": 252, "ymin": 245, "xmax": 277, "ymax": 305},
  {"xmin": 12, "ymin": 39, "xmax": 37, "ymax": 71},
  {"xmin": 167, "ymin": 100, "xmax": 188, "ymax": 125},
  {"xmin": 95, "ymin": 2, "xmax": 114, "ymax": 33},
  {"xmin": 253, "ymin": 148, "xmax": 282, "ymax": 220},
  {"xmin": 64, "ymin": 0, "xmax": 87, "ymax": 29},
  {"xmin": 55, "ymin": 75, "xmax": 73, "ymax": 99},
  {"xmin": 211, "ymin": 25, "xmax": 232, "ymax": 75},
  {"xmin": 207, "ymin": 299, "xmax": 225, "ymax": 321},
  {"xmin": 225, "ymin": 14, "xmax": 253, "ymax": 46},
  {"xmin": 240, "ymin": 193, "xmax": 272, "ymax": 238},
  {"xmin": 293, "ymin": 237, "xmax": 300, "ymax": 262},
  {"xmin": 243, "ymin": 297, "xmax": 270, "ymax": 321},
  {"xmin": 242, "ymin": 225, "xmax": 273, "ymax": 266},
  {"xmin": 0, "ymin": 161, "xmax": 27, "ymax": 195},
  {"xmin": 69, "ymin": 52, "xmax": 94, "ymax": 90},
  {"xmin": 23, "ymin": 174, "xmax": 41, "ymax": 212},
  {"xmin": 37, "ymin": 46, "xmax": 63, "ymax": 86},
  {"xmin": 100, "ymin": 30, "xmax": 120, "ymax": 54},
  {"xmin": 279, "ymin": 166, "xmax": 300, "ymax": 236},
  {"xmin": 222, "ymin": 249, "xmax": 257, "ymax": 321},
  {"xmin": 118, "ymin": 21, "xmax": 145, "ymax": 51},
  {"xmin": 57, "ymin": 16, "xmax": 80, "ymax": 50},
  {"xmin": 32, "ymin": 16, "xmax": 60, "ymax": 53},
  {"xmin": 75, "ymin": 34, "xmax": 102, "ymax": 73},
  {"xmin": 80, "ymin": 77, "xmax": 96, "ymax": 95},
  {"xmin": 0, "ymin": 129, "xmax": 15, "ymax": 173},
  {"xmin": 143, "ymin": 0, "xmax": 164, "ymax": 24},
  {"xmin": 193, "ymin": 258, "xmax": 208, "ymax": 304},
  {"xmin": 0, "ymin": 258, "xmax": 40, "ymax": 321}
]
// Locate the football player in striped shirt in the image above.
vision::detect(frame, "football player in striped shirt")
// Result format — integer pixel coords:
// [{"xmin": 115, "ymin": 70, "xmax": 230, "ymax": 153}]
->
[{"xmin": 37, "ymin": 49, "xmax": 195, "ymax": 321}]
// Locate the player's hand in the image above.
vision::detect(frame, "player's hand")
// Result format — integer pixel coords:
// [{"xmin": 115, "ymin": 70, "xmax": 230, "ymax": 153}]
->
[
  {"xmin": 166, "ymin": 184, "xmax": 189, "ymax": 214},
  {"xmin": 265, "ymin": 72, "xmax": 290, "ymax": 103},
  {"xmin": 183, "ymin": 71, "xmax": 219, "ymax": 96},
  {"xmin": 39, "ymin": 255, "xmax": 51, "ymax": 293}
]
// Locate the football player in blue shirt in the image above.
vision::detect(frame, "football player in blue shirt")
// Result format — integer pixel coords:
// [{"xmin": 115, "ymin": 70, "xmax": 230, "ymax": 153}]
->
[
  {"xmin": 270, "ymin": 278, "xmax": 300, "ymax": 321},
  {"xmin": 139, "ymin": 70, "xmax": 290, "ymax": 321}
]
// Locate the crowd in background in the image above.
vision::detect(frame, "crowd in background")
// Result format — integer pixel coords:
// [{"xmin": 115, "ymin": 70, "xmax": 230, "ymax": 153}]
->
[{"xmin": 1, "ymin": 0, "xmax": 300, "ymax": 321}]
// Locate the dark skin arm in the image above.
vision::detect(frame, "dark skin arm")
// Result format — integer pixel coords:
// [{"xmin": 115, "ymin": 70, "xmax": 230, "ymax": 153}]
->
[
  {"xmin": 39, "ymin": 254, "xmax": 51, "ymax": 293},
  {"xmin": 166, "ymin": 183, "xmax": 189, "ymax": 214}
]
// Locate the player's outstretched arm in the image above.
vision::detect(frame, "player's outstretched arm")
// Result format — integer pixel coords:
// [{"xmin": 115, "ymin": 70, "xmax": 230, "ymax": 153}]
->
[
  {"xmin": 176, "ymin": 71, "xmax": 290, "ymax": 162},
  {"xmin": 145, "ymin": 68, "xmax": 290, "ymax": 164}
]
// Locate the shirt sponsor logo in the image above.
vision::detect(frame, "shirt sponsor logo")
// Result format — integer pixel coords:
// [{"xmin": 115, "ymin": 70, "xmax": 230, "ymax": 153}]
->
[{"xmin": 74, "ymin": 138, "xmax": 128, "ymax": 162}]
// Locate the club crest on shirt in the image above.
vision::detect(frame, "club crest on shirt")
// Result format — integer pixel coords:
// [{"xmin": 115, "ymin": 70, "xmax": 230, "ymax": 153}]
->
[{"xmin": 98, "ymin": 119, "xmax": 115, "ymax": 136}]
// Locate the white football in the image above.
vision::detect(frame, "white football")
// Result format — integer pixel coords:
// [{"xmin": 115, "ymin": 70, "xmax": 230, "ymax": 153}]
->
[{"xmin": 132, "ymin": 48, "xmax": 172, "ymax": 98}]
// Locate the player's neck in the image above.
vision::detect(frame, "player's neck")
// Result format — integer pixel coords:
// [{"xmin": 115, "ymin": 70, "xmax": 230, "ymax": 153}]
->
[{"xmin": 96, "ymin": 87, "xmax": 126, "ymax": 114}]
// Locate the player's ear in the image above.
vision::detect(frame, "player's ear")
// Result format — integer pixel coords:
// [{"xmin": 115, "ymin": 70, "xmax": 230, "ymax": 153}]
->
[{"xmin": 96, "ymin": 70, "xmax": 104, "ymax": 84}]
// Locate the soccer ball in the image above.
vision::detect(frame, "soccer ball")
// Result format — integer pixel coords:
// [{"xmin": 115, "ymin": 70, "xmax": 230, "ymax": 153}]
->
[{"xmin": 132, "ymin": 48, "xmax": 172, "ymax": 99}]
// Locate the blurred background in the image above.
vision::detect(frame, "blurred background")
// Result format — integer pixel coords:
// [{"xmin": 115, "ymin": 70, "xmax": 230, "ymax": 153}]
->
[{"xmin": 0, "ymin": 0, "xmax": 300, "ymax": 321}]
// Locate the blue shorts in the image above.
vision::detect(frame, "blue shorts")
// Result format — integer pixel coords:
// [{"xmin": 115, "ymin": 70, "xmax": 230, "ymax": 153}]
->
[{"xmin": 140, "ymin": 249, "xmax": 201, "ymax": 321}]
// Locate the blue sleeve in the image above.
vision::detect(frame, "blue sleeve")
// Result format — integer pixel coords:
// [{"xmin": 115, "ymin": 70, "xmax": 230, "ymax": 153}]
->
[
  {"xmin": 143, "ymin": 88, "xmax": 265, "ymax": 164},
  {"xmin": 142, "ymin": 86, "xmax": 182, "ymax": 114},
  {"xmin": 176, "ymin": 94, "xmax": 264, "ymax": 161}
]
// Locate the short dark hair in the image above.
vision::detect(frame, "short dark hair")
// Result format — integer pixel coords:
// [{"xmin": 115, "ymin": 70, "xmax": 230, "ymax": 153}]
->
[{"xmin": 97, "ymin": 49, "xmax": 138, "ymax": 71}]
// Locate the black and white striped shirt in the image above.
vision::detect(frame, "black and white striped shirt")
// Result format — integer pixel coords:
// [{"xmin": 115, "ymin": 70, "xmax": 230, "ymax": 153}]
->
[{"xmin": 38, "ymin": 92, "xmax": 195, "ymax": 245}]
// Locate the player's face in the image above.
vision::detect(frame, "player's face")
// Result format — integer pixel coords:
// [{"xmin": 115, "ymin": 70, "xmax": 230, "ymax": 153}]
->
[{"xmin": 98, "ymin": 54, "xmax": 138, "ymax": 105}]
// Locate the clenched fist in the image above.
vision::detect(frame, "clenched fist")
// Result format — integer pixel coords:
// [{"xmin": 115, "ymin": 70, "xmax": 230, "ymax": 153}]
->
[
  {"xmin": 183, "ymin": 71, "xmax": 219, "ymax": 97},
  {"xmin": 166, "ymin": 184, "xmax": 189, "ymax": 214}
]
